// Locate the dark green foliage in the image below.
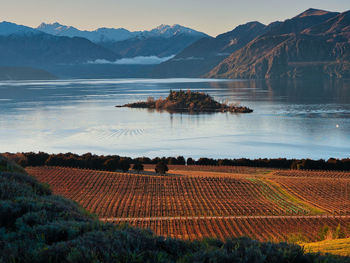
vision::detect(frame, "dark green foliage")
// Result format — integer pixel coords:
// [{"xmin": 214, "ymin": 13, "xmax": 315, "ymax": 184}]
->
[
  {"xmin": 103, "ymin": 158, "xmax": 120, "ymax": 171},
  {"xmin": 7, "ymin": 152, "xmax": 350, "ymax": 172},
  {"xmin": 0, "ymin": 172, "xmax": 51, "ymax": 196},
  {"xmin": 119, "ymin": 160, "xmax": 131, "ymax": 172},
  {"xmin": 319, "ymin": 225, "xmax": 330, "ymax": 241},
  {"xmin": 0, "ymin": 156, "xmax": 349, "ymax": 262},
  {"xmin": 155, "ymin": 162, "xmax": 169, "ymax": 175},
  {"xmin": 186, "ymin": 157, "xmax": 195, "ymax": 165},
  {"xmin": 333, "ymin": 224, "xmax": 346, "ymax": 239},
  {"xmin": 132, "ymin": 162, "xmax": 144, "ymax": 171},
  {"xmin": 0, "ymin": 177, "xmax": 34, "ymax": 199}
]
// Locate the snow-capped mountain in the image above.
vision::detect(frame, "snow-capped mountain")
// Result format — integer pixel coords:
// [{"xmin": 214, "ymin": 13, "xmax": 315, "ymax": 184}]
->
[
  {"xmin": 37, "ymin": 22, "xmax": 207, "ymax": 43},
  {"xmin": 139, "ymin": 24, "xmax": 207, "ymax": 38},
  {"xmin": 36, "ymin": 22, "xmax": 208, "ymax": 58},
  {"xmin": 37, "ymin": 22, "xmax": 134, "ymax": 42}
]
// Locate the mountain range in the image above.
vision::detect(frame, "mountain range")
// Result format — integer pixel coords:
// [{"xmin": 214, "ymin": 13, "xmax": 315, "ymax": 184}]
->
[
  {"xmin": 0, "ymin": 22, "xmax": 119, "ymax": 67},
  {"xmin": 37, "ymin": 23, "xmax": 208, "ymax": 58},
  {"xmin": 206, "ymin": 9, "xmax": 350, "ymax": 79},
  {"xmin": 0, "ymin": 22, "xmax": 207, "ymax": 67},
  {"xmin": 37, "ymin": 23, "xmax": 206, "ymax": 43},
  {"xmin": 151, "ymin": 21, "xmax": 282, "ymax": 77},
  {"xmin": 0, "ymin": 8, "xmax": 349, "ymax": 79}
]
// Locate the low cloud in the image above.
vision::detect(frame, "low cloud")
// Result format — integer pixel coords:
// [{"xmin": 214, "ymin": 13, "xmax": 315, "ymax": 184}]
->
[
  {"xmin": 172, "ymin": 56, "xmax": 204, "ymax": 61},
  {"xmin": 89, "ymin": 55, "xmax": 175, "ymax": 65},
  {"xmin": 216, "ymin": 53, "xmax": 231, "ymax": 56}
]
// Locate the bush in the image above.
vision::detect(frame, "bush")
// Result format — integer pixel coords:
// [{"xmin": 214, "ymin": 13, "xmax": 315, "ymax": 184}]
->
[
  {"xmin": 103, "ymin": 159, "xmax": 120, "ymax": 171},
  {"xmin": 132, "ymin": 162, "xmax": 144, "ymax": 172},
  {"xmin": 187, "ymin": 157, "xmax": 195, "ymax": 165},
  {"xmin": 155, "ymin": 162, "xmax": 168, "ymax": 175},
  {"xmin": 119, "ymin": 160, "xmax": 130, "ymax": 172}
]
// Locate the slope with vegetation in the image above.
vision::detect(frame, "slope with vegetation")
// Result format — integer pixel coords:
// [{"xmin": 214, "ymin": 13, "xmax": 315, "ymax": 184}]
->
[
  {"xmin": 3, "ymin": 155, "xmax": 350, "ymax": 262},
  {"xmin": 303, "ymin": 238, "xmax": 350, "ymax": 256}
]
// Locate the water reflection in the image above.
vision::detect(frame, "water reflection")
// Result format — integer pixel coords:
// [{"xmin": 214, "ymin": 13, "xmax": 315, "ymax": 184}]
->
[{"xmin": 0, "ymin": 78, "xmax": 349, "ymax": 159}]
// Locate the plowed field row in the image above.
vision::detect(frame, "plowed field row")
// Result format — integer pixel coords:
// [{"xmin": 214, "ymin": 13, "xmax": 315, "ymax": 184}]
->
[
  {"xmin": 107, "ymin": 216, "xmax": 350, "ymax": 242},
  {"xmin": 275, "ymin": 170, "xmax": 350, "ymax": 178},
  {"xmin": 275, "ymin": 177, "xmax": 350, "ymax": 214},
  {"xmin": 26, "ymin": 166, "xmax": 310, "ymax": 218}
]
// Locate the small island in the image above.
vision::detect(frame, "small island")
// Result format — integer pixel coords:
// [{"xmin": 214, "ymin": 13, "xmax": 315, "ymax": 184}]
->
[{"xmin": 116, "ymin": 90, "xmax": 253, "ymax": 113}]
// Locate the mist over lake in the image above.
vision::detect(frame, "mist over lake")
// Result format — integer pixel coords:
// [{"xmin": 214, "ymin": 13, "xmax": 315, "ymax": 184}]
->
[{"xmin": 1, "ymin": 78, "xmax": 349, "ymax": 159}]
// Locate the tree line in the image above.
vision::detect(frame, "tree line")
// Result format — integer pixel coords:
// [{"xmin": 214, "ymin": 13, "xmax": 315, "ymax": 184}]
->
[{"xmin": 3, "ymin": 152, "xmax": 350, "ymax": 171}]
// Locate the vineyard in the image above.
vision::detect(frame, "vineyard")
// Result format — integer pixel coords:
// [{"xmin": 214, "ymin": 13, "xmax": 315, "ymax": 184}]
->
[
  {"xmin": 274, "ymin": 177, "xmax": 350, "ymax": 214},
  {"xmin": 144, "ymin": 164, "xmax": 268, "ymax": 175},
  {"xmin": 106, "ymin": 216, "xmax": 350, "ymax": 242},
  {"xmin": 275, "ymin": 170, "xmax": 350, "ymax": 178},
  {"xmin": 26, "ymin": 165, "xmax": 350, "ymax": 242}
]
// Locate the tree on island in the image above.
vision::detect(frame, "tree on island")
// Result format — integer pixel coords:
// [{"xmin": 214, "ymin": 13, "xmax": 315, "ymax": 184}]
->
[{"xmin": 155, "ymin": 161, "xmax": 168, "ymax": 175}]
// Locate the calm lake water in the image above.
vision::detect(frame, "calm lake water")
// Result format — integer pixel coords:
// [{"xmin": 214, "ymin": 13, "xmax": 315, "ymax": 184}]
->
[{"xmin": 0, "ymin": 78, "xmax": 350, "ymax": 159}]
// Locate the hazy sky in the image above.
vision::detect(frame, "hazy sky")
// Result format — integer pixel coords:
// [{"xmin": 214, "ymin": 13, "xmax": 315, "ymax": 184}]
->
[{"xmin": 1, "ymin": 0, "xmax": 349, "ymax": 36}]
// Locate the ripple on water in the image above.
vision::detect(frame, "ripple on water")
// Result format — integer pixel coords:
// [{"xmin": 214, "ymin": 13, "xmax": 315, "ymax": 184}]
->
[{"xmin": 89, "ymin": 128, "xmax": 145, "ymax": 140}]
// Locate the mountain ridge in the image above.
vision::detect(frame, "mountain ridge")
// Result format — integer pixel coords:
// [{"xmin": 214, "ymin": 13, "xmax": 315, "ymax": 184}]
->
[
  {"xmin": 36, "ymin": 22, "xmax": 208, "ymax": 59},
  {"xmin": 0, "ymin": 27, "xmax": 119, "ymax": 67},
  {"xmin": 206, "ymin": 9, "xmax": 350, "ymax": 79},
  {"xmin": 151, "ymin": 20, "xmax": 284, "ymax": 77},
  {"xmin": 0, "ymin": 9, "xmax": 349, "ymax": 79},
  {"xmin": 36, "ymin": 22, "xmax": 208, "ymax": 43}
]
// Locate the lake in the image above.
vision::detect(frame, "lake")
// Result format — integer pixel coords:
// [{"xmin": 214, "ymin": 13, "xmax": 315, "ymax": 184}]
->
[{"xmin": 0, "ymin": 78, "xmax": 349, "ymax": 159}]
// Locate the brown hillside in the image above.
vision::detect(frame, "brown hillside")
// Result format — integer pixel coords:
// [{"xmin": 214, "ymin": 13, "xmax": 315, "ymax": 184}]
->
[{"xmin": 206, "ymin": 9, "xmax": 350, "ymax": 79}]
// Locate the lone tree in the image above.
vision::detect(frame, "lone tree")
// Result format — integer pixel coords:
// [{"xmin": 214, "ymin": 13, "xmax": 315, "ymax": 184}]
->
[
  {"xmin": 155, "ymin": 162, "xmax": 168, "ymax": 175},
  {"xmin": 119, "ymin": 160, "xmax": 131, "ymax": 172},
  {"xmin": 187, "ymin": 157, "xmax": 195, "ymax": 165},
  {"xmin": 133, "ymin": 162, "xmax": 144, "ymax": 172}
]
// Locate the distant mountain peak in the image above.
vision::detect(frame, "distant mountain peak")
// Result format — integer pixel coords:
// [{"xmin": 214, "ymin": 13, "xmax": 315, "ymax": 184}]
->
[
  {"xmin": 216, "ymin": 21, "xmax": 266, "ymax": 40},
  {"xmin": 302, "ymin": 10, "xmax": 350, "ymax": 35},
  {"xmin": 37, "ymin": 22, "xmax": 207, "ymax": 42},
  {"xmin": 37, "ymin": 22, "xmax": 76, "ymax": 31},
  {"xmin": 146, "ymin": 24, "xmax": 207, "ymax": 38},
  {"xmin": 38, "ymin": 22, "xmax": 62, "ymax": 29},
  {"xmin": 207, "ymin": 8, "xmax": 350, "ymax": 80},
  {"xmin": 37, "ymin": 22, "xmax": 134, "ymax": 42},
  {"xmin": 296, "ymin": 8, "xmax": 332, "ymax": 18},
  {"xmin": 0, "ymin": 21, "xmax": 39, "ymax": 36}
]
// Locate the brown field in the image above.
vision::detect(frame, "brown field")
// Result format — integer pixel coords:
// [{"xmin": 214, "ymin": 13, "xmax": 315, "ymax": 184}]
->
[
  {"xmin": 275, "ymin": 170, "xmax": 350, "ymax": 178},
  {"xmin": 274, "ymin": 177, "xmax": 350, "ymax": 214},
  {"xmin": 26, "ymin": 165, "xmax": 350, "ymax": 242},
  {"xmin": 108, "ymin": 216, "xmax": 350, "ymax": 242}
]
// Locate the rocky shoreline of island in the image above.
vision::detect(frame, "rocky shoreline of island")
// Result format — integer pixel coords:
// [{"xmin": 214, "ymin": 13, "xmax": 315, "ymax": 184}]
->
[{"xmin": 116, "ymin": 90, "xmax": 253, "ymax": 113}]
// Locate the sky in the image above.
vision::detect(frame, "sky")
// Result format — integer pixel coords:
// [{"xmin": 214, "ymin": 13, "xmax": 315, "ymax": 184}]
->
[{"xmin": 1, "ymin": 0, "xmax": 349, "ymax": 36}]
